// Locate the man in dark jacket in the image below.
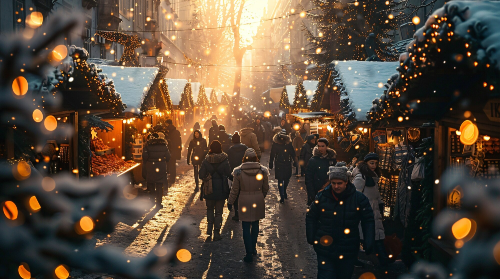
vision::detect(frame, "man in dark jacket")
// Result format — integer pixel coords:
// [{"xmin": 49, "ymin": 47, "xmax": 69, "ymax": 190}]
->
[
  {"xmin": 217, "ymin": 125, "xmax": 232, "ymax": 153},
  {"xmin": 305, "ymin": 138, "xmax": 337, "ymax": 205},
  {"xmin": 209, "ymin": 119, "xmax": 220, "ymax": 146},
  {"xmin": 306, "ymin": 165, "xmax": 375, "ymax": 279},
  {"xmin": 187, "ymin": 129, "xmax": 209, "ymax": 192},
  {"xmin": 199, "ymin": 141, "xmax": 233, "ymax": 241},
  {"xmin": 252, "ymin": 118, "xmax": 266, "ymax": 152},
  {"xmin": 166, "ymin": 119, "xmax": 182, "ymax": 184},
  {"xmin": 204, "ymin": 115, "xmax": 217, "ymax": 133},
  {"xmin": 269, "ymin": 129, "xmax": 297, "ymax": 203},
  {"xmin": 300, "ymin": 135, "xmax": 317, "ymax": 177},
  {"xmin": 142, "ymin": 133, "xmax": 171, "ymax": 208},
  {"xmin": 227, "ymin": 132, "xmax": 248, "ymax": 221}
]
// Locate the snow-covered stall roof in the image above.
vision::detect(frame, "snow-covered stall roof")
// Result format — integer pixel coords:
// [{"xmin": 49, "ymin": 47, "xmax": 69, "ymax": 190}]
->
[
  {"xmin": 333, "ymin": 60, "xmax": 399, "ymax": 121},
  {"xmin": 291, "ymin": 112, "xmax": 334, "ymax": 120},
  {"xmin": 166, "ymin": 79, "xmax": 188, "ymax": 105},
  {"xmin": 99, "ymin": 66, "xmax": 158, "ymax": 113},
  {"xmin": 285, "ymin": 80, "xmax": 319, "ymax": 105}
]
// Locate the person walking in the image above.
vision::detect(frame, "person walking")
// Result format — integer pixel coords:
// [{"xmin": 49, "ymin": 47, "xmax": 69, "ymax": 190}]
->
[
  {"xmin": 291, "ymin": 131, "xmax": 304, "ymax": 176},
  {"xmin": 305, "ymin": 138, "xmax": 337, "ymax": 205},
  {"xmin": 199, "ymin": 140, "xmax": 233, "ymax": 241},
  {"xmin": 306, "ymin": 166, "xmax": 375, "ymax": 279},
  {"xmin": 183, "ymin": 122, "xmax": 201, "ymax": 158},
  {"xmin": 252, "ymin": 118, "xmax": 266, "ymax": 153},
  {"xmin": 269, "ymin": 129, "xmax": 298, "ymax": 203},
  {"xmin": 300, "ymin": 135, "xmax": 317, "ymax": 177},
  {"xmin": 187, "ymin": 129, "xmax": 209, "ymax": 192},
  {"xmin": 217, "ymin": 125, "xmax": 232, "ymax": 153},
  {"xmin": 352, "ymin": 153, "xmax": 391, "ymax": 266},
  {"xmin": 166, "ymin": 119, "xmax": 181, "ymax": 184},
  {"xmin": 280, "ymin": 119, "xmax": 291, "ymax": 135},
  {"xmin": 261, "ymin": 116, "xmax": 273, "ymax": 150},
  {"xmin": 239, "ymin": 126, "xmax": 262, "ymax": 160},
  {"xmin": 204, "ymin": 115, "xmax": 217, "ymax": 133},
  {"xmin": 142, "ymin": 133, "xmax": 171, "ymax": 208},
  {"xmin": 227, "ymin": 148, "xmax": 269, "ymax": 262},
  {"xmin": 227, "ymin": 132, "xmax": 248, "ymax": 221},
  {"xmin": 209, "ymin": 119, "xmax": 220, "ymax": 146}
]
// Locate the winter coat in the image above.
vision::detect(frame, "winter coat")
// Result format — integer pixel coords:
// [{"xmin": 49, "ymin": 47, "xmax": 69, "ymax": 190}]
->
[
  {"xmin": 306, "ymin": 183, "xmax": 375, "ymax": 259},
  {"xmin": 352, "ymin": 162, "xmax": 385, "ymax": 240},
  {"xmin": 187, "ymin": 132, "xmax": 208, "ymax": 166},
  {"xmin": 217, "ymin": 131, "xmax": 232, "ymax": 153},
  {"xmin": 166, "ymin": 125, "xmax": 182, "ymax": 160},
  {"xmin": 183, "ymin": 123, "xmax": 201, "ymax": 157},
  {"xmin": 227, "ymin": 143, "xmax": 248, "ymax": 171},
  {"xmin": 239, "ymin": 128, "xmax": 262, "ymax": 159},
  {"xmin": 252, "ymin": 123, "xmax": 266, "ymax": 147},
  {"xmin": 228, "ymin": 162, "xmax": 269, "ymax": 222},
  {"xmin": 142, "ymin": 138, "xmax": 171, "ymax": 183},
  {"xmin": 209, "ymin": 125, "xmax": 220, "ymax": 146},
  {"xmin": 269, "ymin": 134, "xmax": 296, "ymax": 181},
  {"xmin": 305, "ymin": 146, "xmax": 337, "ymax": 204},
  {"xmin": 204, "ymin": 118, "xmax": 216, "ymax": 132},
  {"xmin": 280, "ymin": 122, "xmax": 292, "ymax": 135},
  {"xmin": 292, "ymin": 134, "xmax": 304, "ymax": 157},
  {"xmin": 300, "ymin": 135, "xmax": 316, "ymax": 168},
  {"xmin": 199, "ymin": 153, "xmax": 233, "ymax": 201}
]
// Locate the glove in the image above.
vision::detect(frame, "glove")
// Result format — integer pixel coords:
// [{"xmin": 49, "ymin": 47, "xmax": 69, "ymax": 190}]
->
[
  {"xmin": 227, "ymin": 204, "xmax": 233, "ymax": 211},
  {"xmin": 379, "ymin": 203, "xmax": 384, "ymax": 218}
]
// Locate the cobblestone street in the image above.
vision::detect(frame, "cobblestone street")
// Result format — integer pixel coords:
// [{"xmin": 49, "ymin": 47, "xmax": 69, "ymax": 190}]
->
[{"xmin": 75, "ymin": 151, "xmax": 406, "ymax": 279}]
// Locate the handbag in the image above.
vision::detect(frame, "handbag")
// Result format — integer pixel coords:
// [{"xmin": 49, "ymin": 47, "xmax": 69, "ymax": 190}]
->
[
  {"xmin": 202, "ymin": 173, "xmax": 213, "ymax": 195},
  {"xmin": 411, "ymin": 157, "xmax": 425, "ymax": 181}
]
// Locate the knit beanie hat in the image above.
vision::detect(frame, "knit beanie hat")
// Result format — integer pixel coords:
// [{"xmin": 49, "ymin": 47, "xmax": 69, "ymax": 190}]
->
[
  {"xmin": 328, "ymin": 166, "xmax": 349, "ymax": 182},
  {"xmin": 219, "ymin": 125, "xmax": 226, "ymax": 131},
  {"xmin": 209, "ymin": 140, "xmax": 222, "ymax": 154},
  {"xmin": 318, "ymin": 138, "xmax": 329, "ymax": 146},
  {"xmin": 280, "ymin": 129, "xmax": 287, "ymax": 136},
  {"xmin": 244, "ymin": 148, "xmax": 257, "ymax": 158},
  {"xmin": 364, "ymin": 152, "xmax": 379, "ymax": 162},
  {"xmin": 232, "ymin": 132, "xmax": 241, "ymax": 143},
  {"xmin": 335, "ymin": 161, "xmax": 347, "ymax": 167}
]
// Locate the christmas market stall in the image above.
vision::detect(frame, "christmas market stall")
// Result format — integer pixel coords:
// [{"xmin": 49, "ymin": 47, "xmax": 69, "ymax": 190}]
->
[
  {"xmin": 365, "ymin": 1, "xmax": 500, "ymax": 268},
  {"xmin": 96, "ymin": 65, "xmax": 165, "ymax": 180}
]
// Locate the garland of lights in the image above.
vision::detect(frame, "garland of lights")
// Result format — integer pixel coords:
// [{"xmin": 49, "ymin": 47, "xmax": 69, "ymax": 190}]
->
[
  {"xmin": 95, "ymin": 31, "xmax": 142, "ymax": 66},
  {"xmin": 367, "ymin": 2, "xmax": 500, "ymax": 124},
  {"xmin": 210, "ymin": 88, "xmax": 219, "ymax": 105},
  {"xmin": 196, "ymin": 84, "xmax": 210, "ymax": 107},
  {"xmin": 279, "ymin": 86, "xmax": 290, "ymax": 110},
  {"xmin": 179, "ymin": 82, "xmax": 194, "ymax": 110},
  {"xmin": 293, "ymin": 81, "xmax": 308, "ymax": 110}
]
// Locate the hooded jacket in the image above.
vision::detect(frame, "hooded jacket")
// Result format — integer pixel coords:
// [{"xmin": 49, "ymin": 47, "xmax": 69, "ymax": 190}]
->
[
  {"xmin": 187, "ymin": 130, "xmax": 208, "ymax": 166},
  {"xmin": 306, "ymin": 183, "xmax": 375, "ymax": 259},
  {"xmin": 142, "ymin": 138, "xmax": 171, "ymax": 183},
  {"xmin": 352, "ymin": 162, "xmax": 385, "ymax": 240},
  {"xmin": 228, "ymin": 162, "xmax": 269, "ymax": 222},
  {"xmin": 199, "ymin": 152, "xmax": 233, "ymax": 200},
  {"xmin": 300, "ymin": 135, "xmax": 316, "ymax": 167},
  {"xmin": 305, "ymin": 146, "xmax": 337, "ymax": 204},
  {"xmin": 269, "ymin": 133, "xmax": 296, "ymax": 181},
  {"xmin": 227, "ymin": 143, "xmax": 248, "ymax": 171},
  {"xmin": 239, "ymin": 127, "xmax": 261, "ymax": 159}
]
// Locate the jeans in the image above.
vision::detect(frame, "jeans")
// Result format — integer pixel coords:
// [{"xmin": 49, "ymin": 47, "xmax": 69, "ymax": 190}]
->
[
  {"xmin": 206, "ymin": 199, "xmax": 225, "ymax": 232},
  {"xmin": 317, "ymin": 255, "xmax": 356, "ymax": 279},
  {"xmin": 194, "ymin": 164, "xmax": 200, "ymax": 188},
  {"xmin": 147, "ymin": 182, "xmax": 163, "ymax": 205},
  {"xmin": 242, "ymin": 221, "xmax": 259, "ymax": 255},
  {"xmin": 277, "ymin": 179, "xmax": 290, "ymax": 199}
]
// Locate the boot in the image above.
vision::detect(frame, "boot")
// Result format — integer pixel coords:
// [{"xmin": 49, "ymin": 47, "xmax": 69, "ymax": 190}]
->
[
  {"xmin": 243, "ymin": 254, "xmax": 253, "ymax": 263},
  {"xmin": 278, "ymin": 186, "xmax": 285, "ymax": 203},
  {"xmin": 206, "ymin": 223, "xmax": 213, "ymax": 236},
  {"xmin": 213, "ymin": 230, "xmax": 222, "ymax": 241}
]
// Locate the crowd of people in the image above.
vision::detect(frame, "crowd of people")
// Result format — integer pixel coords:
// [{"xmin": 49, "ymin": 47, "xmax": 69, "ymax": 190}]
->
[{"xmin": 141, "ymin": 111, "xmax": 393, "ymax": 278}]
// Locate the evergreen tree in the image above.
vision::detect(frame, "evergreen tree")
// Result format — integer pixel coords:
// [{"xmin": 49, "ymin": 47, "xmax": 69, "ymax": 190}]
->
[
  {"xmin": 159, "ymin": 80, "xmax": 173, "ymax": 113},
  {"xmin": 293, "ymin": 81, "xmax": 308, "ymax": 110},
  {"xmin": 210, "ymin": 89, "xmax": 219, "ymax": 105},
  {"xmin": 220, "ymin": 92, "xmax": 230, "ymax": 105},
  {"xmin": 187, "ymin": 83, "xmax": 195, "ymax": 108},
  {"xmin": 179, "ymin": 83, "xmax": 192, "ymax": 110},
  {"xmin": 279, "ymin": 86, "xmax": 290, "ymax": 110},
  {"xmin": 196, "ymin": 84, "xmax": 210, "ymax": 107}
]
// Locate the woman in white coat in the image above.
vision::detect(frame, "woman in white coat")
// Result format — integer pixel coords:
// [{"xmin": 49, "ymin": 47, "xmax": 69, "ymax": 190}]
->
[{"xmin": 352, "ymin": 153, "xmax": 391, "ymax": 266}]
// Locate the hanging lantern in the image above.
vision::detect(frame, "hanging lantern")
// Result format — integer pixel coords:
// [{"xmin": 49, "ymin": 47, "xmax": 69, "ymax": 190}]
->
[{"xmin": 459, "ymin": 120, "xmax": 479, "ymax": 145}]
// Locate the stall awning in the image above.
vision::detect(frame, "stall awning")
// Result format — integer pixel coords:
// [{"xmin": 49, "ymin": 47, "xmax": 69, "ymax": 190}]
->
[
  {"xmin": 332, "ymin": 60, "xmax": 399, "ymax": 121},
  {"xmin": 291, "ymin": 112, "xmax": 334, "ymax": 120},
  {"xmin": 99, "ymin": 66, "xmax": 159, "ymax": 113},
  {"xmin": 165, "ymin": 79, "xmax": 187, "ymax": 105}
]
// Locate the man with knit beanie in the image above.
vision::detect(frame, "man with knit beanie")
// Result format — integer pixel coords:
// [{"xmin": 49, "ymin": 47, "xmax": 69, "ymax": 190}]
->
[
  {"xmin": 306, "ymin": 165, "xmax": 375, "ymax": 279},
  {"xmin": 227, "ymin": 132, "xmax": 248, "ymax": 221}
]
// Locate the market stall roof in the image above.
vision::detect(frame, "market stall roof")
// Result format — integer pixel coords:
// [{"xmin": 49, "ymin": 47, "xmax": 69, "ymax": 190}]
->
[
  {"xmin": 166, "ymin": 79, "xmax": 188, "ymax": 105},
  {"xmin": 99, "ymin": 66, "xmax": 158, "ymax": 113},
  {"xmin": 291, "ymin": 112, "xmax": 334, "ymax": 120},
  {"xmin": 332, "ymin": 60, "xmax": 399, "ymax": 121},
  {"xmin": 286, "ymin": 80, "xmax": 319, "ymax": 105}
]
